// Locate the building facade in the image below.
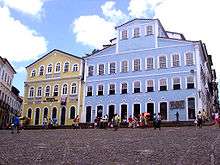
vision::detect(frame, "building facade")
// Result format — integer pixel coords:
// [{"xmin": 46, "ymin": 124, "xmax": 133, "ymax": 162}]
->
[
  {"xmin": 0, "ymin": 57, "xmax": 22, "ymax": 129},
  {"xmin": 82, "ymin": 19, "xmax": 217, "ymax": 123},
  {"xmin": 23, "ymin": 49, "xmax": 84, "ymax": 126}
]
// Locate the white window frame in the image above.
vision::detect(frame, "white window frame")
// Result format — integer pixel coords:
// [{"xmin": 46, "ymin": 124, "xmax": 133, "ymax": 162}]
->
[
  {"xmin": 45, "ymin": 85, "xmax": 51, "ymax": 97},
  {"xmin": 109, "ymin": 83, "xmax": 116, "ymax": 95},
  {"xmin": 158, "ymin": 78, "xmax": 168, "ymax": 91},
  {"xmin": 133, "ymin": 27, "xmax": 140, "ymax": 38},
  {"xmin": 88, "ymin": 65, "xmax": 95, "ymax": 77},
  {"xmin": 158, "ymin": 55, "xmax": 167, "ymax": 69},
  {"xmin": 108, "ymin": 62, "xmax": 117, "ymax": 74},
  {"xmin": 36, "ymin": 86, "xmax": 43, "ymax": 97},
  {"xmin": 121, "ymin": 29, "xmax": 128, "ymax": 40},
  {"xmin": 184, "ymin": 51, "xmax": 195, "ymax": 66},
  {"xmin": 145, "ymin": 57, "xmax": 154, "ymax": 70},
  {"xmin": 120, "ymin": 82, "xmax": 128, "ymax": 94},
  {"xmin": 70, "ymin": 83, "xmax": 77, "ymax": 95},
  {"xmin": 63, "ymin": 61, "xmax": 70, "ymax": 72},
  {"xmin": 120, "ymin": 60, "xmax": 129, "ymax": 73},
  {"xmin": 97, "ymin": 84, "xmax": 104, "ymax": 96},
  {"xmin": 53, "ymin": 84, "xmax": 59, "ymax": 97},
  {"xmin": 146, "ymin": 79, "xmax": 155, "ymax": 92},
  {"xmin": 72, "ymin": 64, "xmax": 79, "ymax": 72},
  {"xmin": 39, "ymin": 65, "xmax": 45, "ymax": 76},
  {"xmin": 31, "ymin": 69, "xmax": 36, "ymax": 77},
  {"xmin": 46, "ymin": 63, "xmax": 53, "ymax": 74},
  {"xmin": 133, "ymin": 81, "xmax": 141, "ymax": 93},
  {"xmin": 172, "ymin": 77, "xmax": 181, "ymax": 90},
  {"xmin": 87, "ymin": 85, "xmax": 93, "ymax": 96},
  {"xmin": 133, "ymin": 58, "xmax": 142, "ymax": 71},
  {"xmin": 97, "ymin": 63, "xmax": 105, "ymax": 76},
  {"xmin": 55, "ymin": 62, "xmax": 61, "ymax": 73},
  {"xmin": 185, "ymin": 76, "xmax": 195, "ymax": 89},
  {"xmin": 62, "ymin": 84, "xmax": 68, "ymax": 95},
  {"xmin": 29, "ymin": 86, "xmax": 35, "ymax": 98},
  {"xmin": 146, "ymin": 25, "xmax": 153, "ymax": 35},
  {"xmin": 171, "ymin": 53, "xmax": 181, "ymax": 67}
]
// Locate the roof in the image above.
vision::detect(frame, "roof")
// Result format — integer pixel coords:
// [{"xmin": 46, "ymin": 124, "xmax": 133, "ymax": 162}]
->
[
  {"xmin": 26, "ymin": 49, "xmax": 82, "ymax": 68},
  {"xmin": 166, "ymin": 31, "xmax": 186, "ymax": 40},
  {"xmin": 0, "ymin": 56, "xmax": 16, "ymax": 74}
]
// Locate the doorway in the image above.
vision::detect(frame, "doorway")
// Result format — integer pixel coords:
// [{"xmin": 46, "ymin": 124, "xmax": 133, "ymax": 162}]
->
[
  {"xmin": 160, "ymin": 102, "xmax": 167, "ymax": 120},
  {"xmin": 61, "ymin": 107, "xmax": 66, "ymax": 125},
  {"xmin": 133, "ymin": 104, "xmax": 140, "ymax": 120},
  {"xmin": 147, "ymin": 103, "xmax": 154, "ymax": 120},
  {"xmin": 35, "ymin": 108, "xmax": 40, "ymax": 125},
  {"xmin": 108, "ymin": 105, "xmax": 115, "ymax": 122},
  {"xmin": 86, "ymin": 106, "xmax": 91, "ymax": 123},
  {"xmin": 121, "ymin": 104, "xmax": 127, "ymax": 122}
]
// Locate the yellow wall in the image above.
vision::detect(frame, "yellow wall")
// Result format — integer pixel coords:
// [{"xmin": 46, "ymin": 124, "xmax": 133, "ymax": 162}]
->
[{"xmin": 23, "ymin": 50, "xmax": 84, "ymax": 126}]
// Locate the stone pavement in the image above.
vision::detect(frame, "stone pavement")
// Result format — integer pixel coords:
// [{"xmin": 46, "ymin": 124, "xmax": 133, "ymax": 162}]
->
[{"xmin": 0, "ymin": 126, "xmax": 220, "ymax": 165}]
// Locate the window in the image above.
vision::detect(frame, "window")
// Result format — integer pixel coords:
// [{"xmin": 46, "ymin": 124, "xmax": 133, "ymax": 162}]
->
[
  {"xmin": 187, "ymin": 76, "xmax": 194, "ymax": 89},
  {"xmin": 146, "ymin": 26, "xmax": 153, "ymax": 35},
  {"xmin": 37, "ymin": 87, "xmax": 42, "ymax": 97},
  {"xmin": 31, "ymin": 70, "xmax": 36, "ymax": 77},
  {"xmin": 98, "ymin": 85, "xmax": 104, "ymax": 96},
  {"xmin": 133, "ymin": 59, "xmax": 141, "ymax": 71},
  {"xmin": 188, "ymin": 98, "xmax": 196, "ymax": 119},
  {"xmin": 134, "ymin": 81, "xmax": 140, "ymax": 93},
  {"xmin": 47, "ymin": 64, "xmax": 52, "ymax": 73},
  {"xmin": 71, "ymin": 83, "xmax": 77, "ymax": 95},
  {"xmin": 185, "ymin": 52, "xmax": 194, "ymax": 65},
  {"xmin": 146, "ymin": 57, "xmax": 154, "ymax": 70},
  {"xmin": 121, "ymin": 61, "xmax": 128, "ymax": 73},
  {"xmin": 45, "ymin": 86, "xmax": 50, "ymax": 97},
  {"xmin": 173, "ymin": 77, "xmax": 181, "ymax": 90},
  {"xmin": 121, "ymin": 83, "xmax": 127, "ymax": 94},
  {"xmin": 172, "ymin": 54, "xmax": 180, "ymax": 67},
  {"xmin": 2, "ymin": 70, "xmax": 4, "ymax": 80},
  {"xmin": 109, "ymin": 62, "xmax": 116, "ymax": 74},
  {"xmin": 87, "ymin": 86, "xmax": 92, "ymax": 96},
  {"xmin": 62, "ymin": 84, "xmax": 68, "ymax": 95},
  {"xmin": 147, "ymin": 80, "xmax": 154, "ymax": 92},
  {"xmin": 39, "ymin": 66, "xmax": 44, "ymax": 76},
  {"xmin": 160, "ymin": 79, "xmax": 167, "ymax": 91},
  {"xmin": 55, "ymin": 63, "xmax": 61, "ymax": 72},
  {"xmin": 121, "ymin": 30, "xmax": 127, "ymax": 40},
  {"xmin": 53, "ymin": 85, "xmax": 58, "ymax": 96},
  {"xmin": 72, "ymin": 64, "xmax": 78, "ymax": 72},
  {"xmin": 159, "ymin": 56, "xmax": 166, "ymax": 69},
  {"xmin": 28, "ymin": 108, "xmax": 32, "ymax": 119},
  {"xmin": 4, "ymin": 73, "xmax": 7, "ymax": 82},
  {"xmin": 88, "ymin": 66, "xmax": 94, "ymax": 76},
  {"xmin": 29, "ymin": 87, "xmax": 34, "ymax": 97},
  {"xmin": 134, "ymin": 27, "xmax": 140, "ymax": 37},
  {"xmin": 109, "ymin": 84, "xmax": 115, "ymax": 95},
  {"xmin": 64, "ymin": 62, "xmax": 69, "ymax": 72},
  {"xmin": 70, "ymin": 106, "xmax": 76, "ymax": 119},
  {"xmin": 98, "ymin": 64, "xmax": 104, "ymax": 75}
]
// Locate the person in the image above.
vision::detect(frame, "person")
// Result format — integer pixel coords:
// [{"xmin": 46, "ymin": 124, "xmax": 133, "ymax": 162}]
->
[
  {"xmin": 175, "ymin": 112, "xmax": 179, "ymax": 122},
  {"xmin": 113, "ymin": 114, "xmax": 120, "ymax": 131},
  {"xmin": 197, "ymin": 111, "xmax": 202, "ymax": 128},
  {"xmin": 102, "ymin": 114, "xmax": 108, "ymax": 129},
  {"xmin": 42, "ymin": 117, "xmax": 48, "ymax": 129},
  {"xmin": 128, "ymin": 115, "xmax": 133, "ymax": 128},
  {"xmin": 153, "ymin": 113, "xmax": 157, "ymax": 129},
  {"xmin": 73, "ymin": 115, "xmax": 80, "ymax": 129},
  {"xmin": 48, "ymin": 118, "xmax": 52, "ymax": 129},
  {"xmin": 140, "ymin": 113, "xmax": 145, "ymax": 128},
  {"xmin": 202, "ymin": 109, "xmax": 207, "ymax": 123},
  {"xmin": 11, "ymin": 114, "xmax": 20, "ymax": 134},
  {"xmin": 156, "ymin": 113, "xmax": 162, "ymax": 130}
]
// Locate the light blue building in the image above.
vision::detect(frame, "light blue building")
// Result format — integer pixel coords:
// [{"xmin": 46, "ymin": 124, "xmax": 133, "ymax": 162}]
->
[{"xmin": 82, "ymin": 19, "xmax": 216, "ymax": 122}]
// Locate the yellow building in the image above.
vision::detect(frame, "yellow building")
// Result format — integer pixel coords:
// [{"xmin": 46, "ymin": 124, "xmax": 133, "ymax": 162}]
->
[{"xmin": 23, "ymin": 49, "xmax": 84, "ymax": 126}]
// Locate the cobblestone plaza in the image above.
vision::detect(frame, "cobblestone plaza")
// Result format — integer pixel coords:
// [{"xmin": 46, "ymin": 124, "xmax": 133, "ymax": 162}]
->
[{"xmin": 0, "ymin": 126, "xmax": 220, "ymax": 165}]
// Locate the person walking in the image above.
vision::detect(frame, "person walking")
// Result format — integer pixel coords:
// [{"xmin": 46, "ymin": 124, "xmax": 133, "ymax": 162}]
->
[
  {"xmin": 11, "ymin": 114, "xmax": 20, "ymax": 134},
  {"xmin": 175, "ymin": 112, "xmax": 179, "ymax": 122},
  {"xmin": 128, "ymin": 115, "xmax": 133, "ymax": 128},
  {"xmin": 73, "ymin": 115, "xmax": 80, "ymax": 129},
  {"xmin": 197, "ymin": 111, "xmax": 203, "ymax": 128},
  {"xmin": 156, "ymin": 113, "xmax": 162, "ymax": 130}
]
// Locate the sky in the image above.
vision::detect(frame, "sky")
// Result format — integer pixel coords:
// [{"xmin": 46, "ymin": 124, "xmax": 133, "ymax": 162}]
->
[{"xmin": 0, "ymin": 0, "xmax": 220, "ymax": 96}]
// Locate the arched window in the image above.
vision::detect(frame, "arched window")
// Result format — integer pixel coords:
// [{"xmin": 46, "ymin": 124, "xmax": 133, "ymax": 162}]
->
[
  {"xmin": 27, "ymin": 108, "xmax": 32, "ymax": 118},
  {"xmin": 29, "ymin": 87, "xmax": 34, "ymax": 97},
  {"xmin": 52, "ymin": 107, "xmax": 57, "ymax": 119},
  {"xmin": 31, "ymin": 70, "xmax": 36, "ymax": 77},
  {"xmin": 71, "ymin": 83, "xmax": 77, "ymax": 95},
  {"xmin": 53, "ymin": 85, "xmax": 59, "ymax": 96},
  {"xmin": 45, "ymin": 86, "xmax": 50, "ymax": 97},
  {"xmin": 43, "ymin": 107, "xmax": 48, "ymax": 118},
  {"xmin": 62, "ymin": 84, "xmax": 68, "ymax": 95},
  {"xmin": 37, "ymin": 86, "xmax": 42, "ymax": 97},
  {"xmin": 70, "ymin": 106, "xmax": 76, "ymax": 119},
  {"xmin": 64, "ymin": 62, "xmax": 69, "ymax": 72},
  {"xmin": 39, "ymin": 66, "xmax": 44, "ymax": 76},
  {"xmin": 55, "ymin": 63, "xmax": 61, "ymax": 72},
  {"xmin": 72, "ymin": 64, "xmax": 78, "ymax": 72},
  {"xmin": 47, "ymin": 64, "xmax": 52, "ymax": 73}
]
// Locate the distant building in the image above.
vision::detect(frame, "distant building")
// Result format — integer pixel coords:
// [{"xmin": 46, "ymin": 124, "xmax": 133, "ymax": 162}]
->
[
  {"xmin": 82, "ymin": 18, "xmax": 218, "ymax": 122},
  {"xmin": 0, "ymin": 57, "xmax": 22, "ymax": 129},
  {"xmin": 23, "ymin": 49, "xmax": 84, "ymax": 126}
]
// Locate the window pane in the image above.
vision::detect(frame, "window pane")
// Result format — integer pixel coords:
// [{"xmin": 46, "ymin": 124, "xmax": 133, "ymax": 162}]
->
[
  {"xmin": 147, "ymin": 58, "xmax": 153, "ymax": 69},
  {"xmin": 121, "ymin": 61, "xmax": 128, "ymax": 73},
  {"xmin": 99, "ymin": 64, "xmax": 104, "ymax": 75},
  {"xmin": 134, "ymin": 27, "xmax": 140, "ymax": 37},
  {"xmin": 134, "ymin": 59, "xmax": 140, "ymax": 71},
  {"xmin": 110, "ymin": 62, "xmax": 116, "ymax": 74},
  {"xmin": 172, "ymin": 54, "xmax": 180, "ymax": 67},
  {"xmin": 88, "ymin": 66, "xmax": 94, "ymax": 76},
  {"xmin": 186, "ymin": 52, "xmax": 194, "ymax": 65},
  {"xmin": 159, "ymin": 56, "xmax": 166, "ymax": 68},
  {"xmin": 122, "ymin": 30, "xmax": 127, "ymax": 39}
]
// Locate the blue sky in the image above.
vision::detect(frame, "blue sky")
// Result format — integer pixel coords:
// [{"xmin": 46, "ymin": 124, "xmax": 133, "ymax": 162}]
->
[{"xmin": 0, "ymin": 0, "xmax": 219, "ymax": 96}]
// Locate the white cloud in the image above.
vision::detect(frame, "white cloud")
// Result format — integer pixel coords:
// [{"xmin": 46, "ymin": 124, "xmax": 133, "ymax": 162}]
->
[
  {"xmin": 154, "ymin": 0, "xmax": 220, "ymax": 79},
  {"xmin": 128, "ymin": 0, "xmax": 164, "ymax": 18},
  {"xmin": 101, "ymin": 1, "xmax": 128, "ymax": 24},
  {"xmin": 73, "ymin": 15, "xmax": 116, "ymax": 49},
  {"xmin": 0, "ymin": 0, "xmax": 46, "ymax": 16},
  {"xmin": 0, "ymin": 7, "xmax": 47, "ymax": 62},
  {"xmin": 15, "ymin": 66, "xmax": 26, "ymax": 73}
]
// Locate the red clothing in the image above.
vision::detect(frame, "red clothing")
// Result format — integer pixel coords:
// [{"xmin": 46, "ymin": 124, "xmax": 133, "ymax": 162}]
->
[{"xmin": 128, "ymin": 117, "xmax": 133, "ymax": 123}]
